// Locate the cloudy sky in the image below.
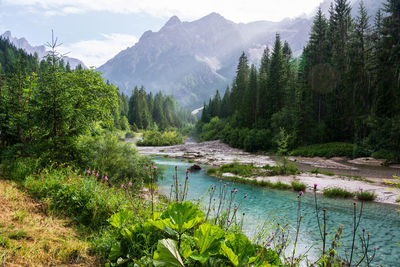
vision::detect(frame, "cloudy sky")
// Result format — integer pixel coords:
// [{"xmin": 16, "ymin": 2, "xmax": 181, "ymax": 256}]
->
[{"xmin": 0, "ymin": 0, "xmax": 325, "ymax": 67}]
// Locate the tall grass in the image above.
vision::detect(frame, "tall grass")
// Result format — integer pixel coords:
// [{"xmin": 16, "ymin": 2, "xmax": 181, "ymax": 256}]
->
[
  {"xmin": 323, "ymin": 188, "xmax": 355, "ymax": 198},
  {"xmin": 24, "ymin": 167, "xmax": 129, "ymax": 229}
]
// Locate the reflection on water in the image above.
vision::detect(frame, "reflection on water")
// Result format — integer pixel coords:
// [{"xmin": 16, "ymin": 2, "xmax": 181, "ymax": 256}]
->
[{"xmin": 154, "ymin": 157, "xmax": 400, "ymax": 266}]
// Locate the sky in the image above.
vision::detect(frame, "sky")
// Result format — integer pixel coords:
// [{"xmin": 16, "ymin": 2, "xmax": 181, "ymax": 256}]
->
[{"xmin": 0, "ymin": 0, "xmax": 325, "ymax": 67}]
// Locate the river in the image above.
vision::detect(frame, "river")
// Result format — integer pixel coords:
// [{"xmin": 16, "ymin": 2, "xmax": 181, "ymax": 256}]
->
[{"xmin": 154, "ymin": 157, "xmax": 400, "ymax": 266}]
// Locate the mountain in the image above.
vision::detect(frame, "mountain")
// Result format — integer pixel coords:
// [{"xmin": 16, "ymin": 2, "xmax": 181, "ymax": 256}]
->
[
  {"xmin": 1, "ymin": 31, "xmax": 86, "ymax": 69},
  {"xmin": 98, "ymin": 0, "xmax": 384, "ymax": 109}
]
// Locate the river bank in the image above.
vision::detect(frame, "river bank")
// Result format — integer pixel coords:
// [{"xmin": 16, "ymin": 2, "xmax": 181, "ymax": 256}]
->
[{"xmin": 135, "ymin": 140, "xmax": 400, "ymax": 205}]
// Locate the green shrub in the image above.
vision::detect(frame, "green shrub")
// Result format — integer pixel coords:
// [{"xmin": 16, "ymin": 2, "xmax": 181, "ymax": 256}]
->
[
  {"xmin": 290, "ymin": 142, "xmax": 360, "ymax": 158},
  {"xmin": 263, "ymin": 160, "xmax": 299, "ymax": 176},
  {"xmin": 356, "ymin": 191, "xmax": 376, "ymax": 201},
  {"xmin": 125, "ymin": 131, "xmax": 135, "ymax": 139},
  {"xmin": 371, "ymin": 149, "xmax": 396, "ymax": 161},
  {"xmin": 76, "ymin": 133, "xmax": 152, "ymax": 184},
  {"xmin": 244, "ymin": 129, "xmax": 272, "ymax": 152},
  {"xmin": 200, "ymin": 117, "xmax": 225, "ymax": 141},
  {"xmin": 137, "ymin": 130, "xmax": 184, "ymax": 146},
  {"xmin": 291, "ymin": 181, "xmax": 306, "ymax": 191},
  {"xmin": 323, "ymin": 188, "xmax": 355, "ymax": 198},
  {"xmin": 0, "ymin": 157, "xmax": 40, "ymax": 181},
  {"xmin": 24, "ymin": 167, "xmax": 129, "ymax": 229}
]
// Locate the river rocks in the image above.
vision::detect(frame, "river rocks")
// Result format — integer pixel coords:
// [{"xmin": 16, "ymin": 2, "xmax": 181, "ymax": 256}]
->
[{"xmin": 188, "ymin": 164, "xmax": 201, "ymax": 171}]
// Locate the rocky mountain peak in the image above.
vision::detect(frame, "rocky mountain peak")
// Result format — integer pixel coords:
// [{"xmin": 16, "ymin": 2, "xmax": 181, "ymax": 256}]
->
[{"xmin": 164, "ymin": 15, "xmax": 182, "ymax": 28}]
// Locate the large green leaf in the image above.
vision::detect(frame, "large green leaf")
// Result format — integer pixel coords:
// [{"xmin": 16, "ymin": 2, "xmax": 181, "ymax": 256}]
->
[
  {"xmin": 109, "ymin": 242, "xmax": 123, "ymax": 261},
  {"xmin": 153, "ymin": 239, "xmax": 185, "ymax": 267},
  {"xmin": 190, "ymin": 224, "xmax": 225, "ymax": 264},
  {"xmin": 220, "ymin": 232, "xmax": 256, "ymax": 266},
  {"xmin": 155, "ymin": 201, "xmax": 204, "ymax": 234},
  {"xmin": 220, "ymin": 242, "xmax": 239, "ymax": 266},
  {"xmin": 109, "ymin": 210, "xmax": 134, "ymax": 229}
]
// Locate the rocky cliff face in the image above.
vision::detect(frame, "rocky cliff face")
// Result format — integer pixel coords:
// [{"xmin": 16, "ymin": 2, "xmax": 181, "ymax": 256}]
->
[{"xmin": 1, "ymin": 31, "xmax": 86, "ymax": 69}]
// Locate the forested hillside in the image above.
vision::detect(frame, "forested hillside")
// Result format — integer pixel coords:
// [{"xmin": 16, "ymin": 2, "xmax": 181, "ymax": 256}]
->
[
  {"xmin": 117, "ymin": 87, "xmax": 195, "ymax": 131},
  {"xmin": 198, "ymin": 0, "xmax": 400, "ymax": 161}
]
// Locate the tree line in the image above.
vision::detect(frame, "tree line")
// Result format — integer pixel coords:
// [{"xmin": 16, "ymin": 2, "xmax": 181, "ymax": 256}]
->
[
  {"xmin": 115, "ymin": 87, "xmax": 195, "ymax": 132},
  {"xmin": 199, "ymin": 0, "xmax": 400, "ymax": 160}
]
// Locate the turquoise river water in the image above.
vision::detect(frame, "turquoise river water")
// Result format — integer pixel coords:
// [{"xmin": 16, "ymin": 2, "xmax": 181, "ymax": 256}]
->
[{"xmin": 154, "ymin": 157, "xmax": 400, "ymax": 266}]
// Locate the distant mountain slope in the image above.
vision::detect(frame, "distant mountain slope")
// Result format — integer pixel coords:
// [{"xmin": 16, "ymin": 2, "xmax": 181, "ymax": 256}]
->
[
  {"xmin": 1, "ymin": 31, "xmax": 86, "ymax": 69},
  {"xmin": 98, "ymin": 0, "xmax": 384, "ymax": 109}
]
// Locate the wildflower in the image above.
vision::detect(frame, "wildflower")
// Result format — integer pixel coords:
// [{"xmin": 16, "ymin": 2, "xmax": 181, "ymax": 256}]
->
[
  {"xmin": 179, "ymin": 183, "xmax": 182, "ymax": 186},
  {"xmin": 374, "ymin": 247, "xmax": 378, "ymax": 251},
  {"xmin": 299, "ymin": 191, "xmax": 304, "ymax": 196},
  {"xmin": 121, "ymin": 184, "xmax": 125, "ymax": 189},
  {"xmin": 138, "ymin": 194, "xmax": 141, "ymax": 198},
  {"xmin": 266, "ymin": 243, "xmax": 271, "ymax": 247},
  {"xmin": 359, "ymin": 187, "xmax": 363, "ymax": 192},
  {"xmin": 244, "ymin": 194, "xmax": 248, "ymax": 198},
  {"xmin": 186, "ymin": 170, "xmax": 189, "ymax": 175},
  {"xmin": 186, "ymin": 175, "xmax": 188, "ymax": 179},
  {"xmin": 128, "ymin": 181, "xmax": 132, "ymax": 187},
  {"xmin": 96, "ymin": 172, "xmax": 99, "ymax": 178},
  {"xmin": 214, "ymin": 185, "xmax": 216, "ymax": 188},
  {"xmin": 235, "ymin": 189, "xmax": 238, "ymax": 193},
  {"xmin": 92, "ymin": 170, "xmax": 95, "ymax": 175},
  {"xmin": 231, "ymin": 189, "xmax": 234, "ymax": 193},
  {"xmin": 314, "ymin": 183, "xmax": 317, "ymax": 190},
  {"xmin": 86, "ymin": 169, "xmax": 91, "ymax": 175},
  {"xmin": 145, "ymin": 166, "xmax": 149, "ymax": 171},
  {"xmin": 104, "ymin": 176, "xmax": 108, "ymax": 181},
  {"xmin": 154, "ymin": 166, "xmax": 157, "ymax": 170}
]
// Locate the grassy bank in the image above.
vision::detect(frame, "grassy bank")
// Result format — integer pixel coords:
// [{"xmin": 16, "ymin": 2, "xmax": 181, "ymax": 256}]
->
[{"xmin": 0, "ymin": 179, "xmax": 97, "ymax": 266}]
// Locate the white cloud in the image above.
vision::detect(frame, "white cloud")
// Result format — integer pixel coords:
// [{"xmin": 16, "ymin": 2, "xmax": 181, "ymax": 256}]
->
[
  {"xmin": 4, "ymin": 0, "xmax": 324, "ymax": 22},
  {"xmin": 59, "ymin": 33, "xmax": 138, "ymax": 67}
]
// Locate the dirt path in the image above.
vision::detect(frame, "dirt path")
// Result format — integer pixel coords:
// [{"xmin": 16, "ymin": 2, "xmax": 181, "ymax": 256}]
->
[{"xmin": 0, "ymin": 179, "xmax": 97, "ymax": 266}]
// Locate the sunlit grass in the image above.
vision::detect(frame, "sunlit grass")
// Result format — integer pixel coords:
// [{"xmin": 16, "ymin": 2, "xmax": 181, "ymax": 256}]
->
[{"xmin": 0, "ymin": 179, "xmax": 97, "ymax": 266}]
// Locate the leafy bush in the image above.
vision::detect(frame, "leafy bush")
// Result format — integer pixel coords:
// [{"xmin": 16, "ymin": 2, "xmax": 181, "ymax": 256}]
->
[
  {"xmin": 76, "ymin": 133, "xmax": 151, "ymax": 184},
  {"xmin": 291, "ymin": 181, "xmax": 306, "ymax": 191},
  {"xmin": 106, "ymin": 200, "xmax": 281, "ymax": 266},
  {"xmin": 371, "ymin": 149, "xmax": 396, "ymax": 161},
  {"xmin": 263, "ymin": 159, "xmax": 300, "ymax": 176},
  {"xmin": 124, "ymin": 131, "xmax": 135, "ymax": 139},
  {"xmin": 290, "ymin": 142, "xmax": 360, "ymax": 158},
  {"xmin": 24, "ymin": 167, "xmax": 128, "ymax": 229},
  {"xmin": 244, "ymin": 129, "xmax": 272, "ymax": 152},
  {"xmin": 356, "ymin": 191, "xmax": 376, "ymax": 201},
  {"xmin": 200, "ymin": 117, "xmax": 226, "ymax": 141},
  {"xmin": 0, "ymin": 157, "xmax": 40, "ymax": 181},
  {"xmin": 323, "ymin": 188, "xmax": 355, "ymax": 198},
  {"xmin": 137, "ymin": 130, "xmax": 184, "ymax": 146}
]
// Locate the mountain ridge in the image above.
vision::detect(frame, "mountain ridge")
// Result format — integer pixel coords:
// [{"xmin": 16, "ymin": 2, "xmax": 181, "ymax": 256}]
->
[
  {"xmin": 98, "ymin": 0, "xmax": 384, "ymax": 109},
  {"xmin": 1, "ymin": 31, "xmax": 86, "ymax": 69}
]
